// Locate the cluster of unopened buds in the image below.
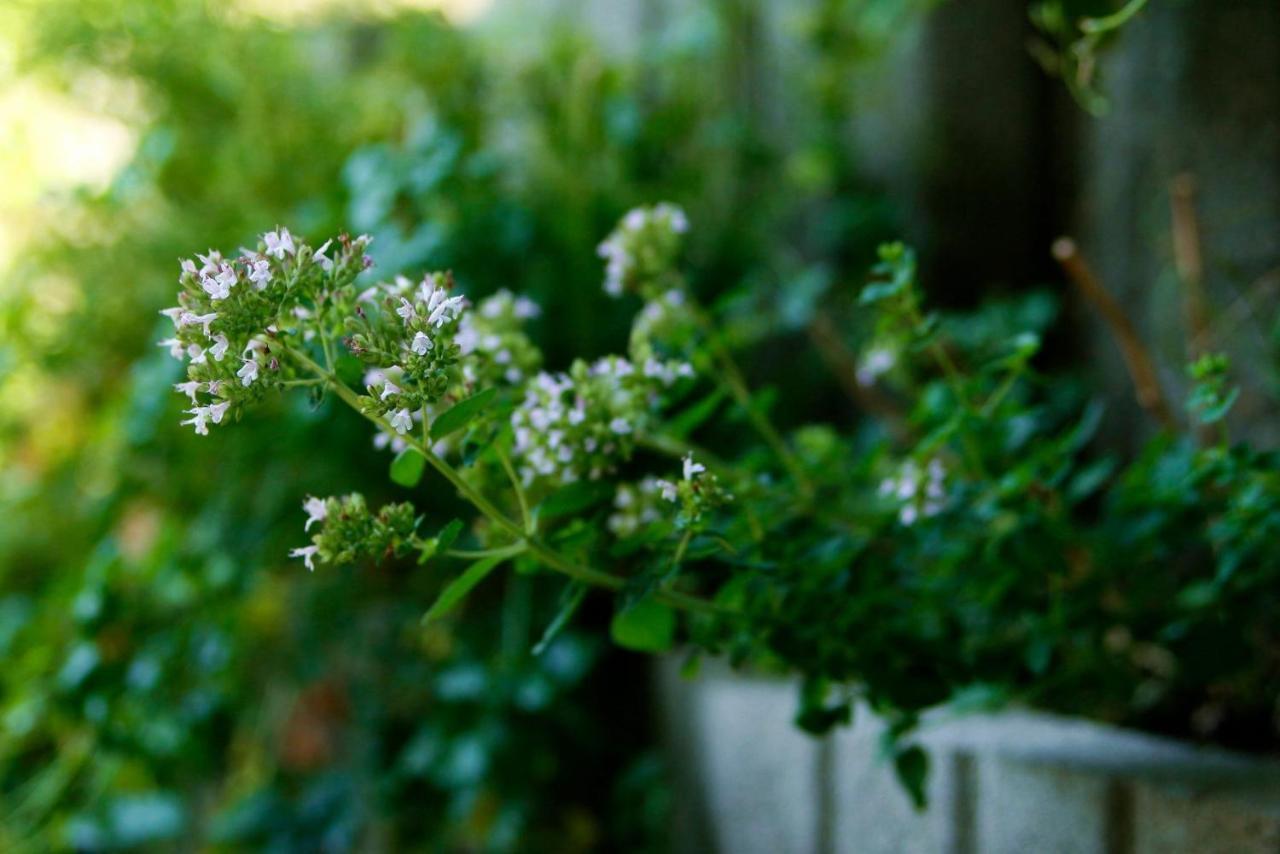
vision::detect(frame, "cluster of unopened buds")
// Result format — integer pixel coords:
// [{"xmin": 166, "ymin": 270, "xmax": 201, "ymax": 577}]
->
[
  {"xmin": 289, "ymin": 493, "xmax": 418, "ymax": 571},
  {"xmin": 879, "ymin": 457, "xmax": 948, "ymax": 526},
  {"xmin": 655, "ymin": 454, "xmax": 731, "ymax": 528}
]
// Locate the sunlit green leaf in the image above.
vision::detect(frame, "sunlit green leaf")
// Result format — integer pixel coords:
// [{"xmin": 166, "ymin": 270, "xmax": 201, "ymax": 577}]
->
[
  {"xmin": 390, "ymin": 448, "xmax": 426, "ymax": 487},
  {"xmin": 422, "ymin": 555, "xmax": 506, "ymax": 624},
  {"xmin": 430, "ymin": 388, "xmax": 497, "ymax": 440},
  {"xmin": 610, "ymin": 596, "xmax": 676, "ymax": 653}
]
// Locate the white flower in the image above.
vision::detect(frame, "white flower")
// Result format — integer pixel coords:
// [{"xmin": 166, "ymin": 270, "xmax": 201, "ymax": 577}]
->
[
  {"xmin": 237, "ymin": 358, "xmax": 259, "ymax": 386},
  {"xmin": 884, "ymin": 457, "xmax": 947, "ymax": 525},
  {"xmin": 411, "ymin": 331, "xmax": 433, "ymax": 355},
  {"xmin": 608, "ymin": 417, "xmax": 632, "ymax": 435},
  {"xmin": 187, "ymin": 344, "xmax": 207, "ymax": 366},
  {"xmin": 396, "ymin": 298, "xmax": 417, "ymax": 324},
  {"xmin": 209, "ymin": 333, "xmax": 230, "ymax": 362},
  {"xmin": 857, "ymin": 347, "xmax": 896, "ymax": 387},
  {"xmin": 160, "ymin": 307, "xmax": 185, "ymax": 327},
  {"xmin": 263, "ymin": 228, "xmax": 296, "ymax": 259},
  {"xmin": 181, "ymin": 311, "xmax": 218, "ymax": 336},
  {"xmin": 196, "ymin": 251, "xmax": 223, "ymax": 276},
  {"xmin": 158, "ymin": 338, "xmax": 184, "ymax": 359},
  {"xmin": 373, "ymin": 429, "xmax": 408, "ymax": 454},
  {"xmin": 513, "ymin": 296, "xmax": 541, "ymax": 319},
  {"xmin": 682, "ymin": 454, "xmax": 706, "ymax": 481},
  {"xmin": 667, "ymin": 207, "xmax": 689, "ymax": 234},
  {"xmin": 180, "ymin": 258, "xmax": 197, "ymax": 275},
  {"xmin": 290, "ymin": 544, "xmax": 319, "ymax": 571},
  {"xmin": 302, "ymin": 496, "xmax": 327, "ymax": 531},
  {"xmin": 380, "ymin": 379, "xmax": 401, "ymax": 400},
  {"xmin": 201, "ymin": 266, "xmax": 236, "ymax": 300},
  {"xmin": 181, "ymin": 407, "xmax": 210, "ymax": 436},
  {"xmin": 657, "ymin": 479, "xmax": 678, "ymax": 502},
  {"xmin": 174, "ymin": 381, "xmax": 202, "ymax": 402},
  {"xmin": 312, "ymin": 239, "xmax": 333, "ymax": 271},
  {"xmin": 209, "ymin": 401, "xmax": 231, "ymax": 424},
  {"xmin": 247, "ymin": 257, "xmax": 272, "ymax": 288},
  {"xmin": 389, "ymin": 408, "xmax": 413, "ymax": 435},
  {"xmin": 427, "ymin": 294, "xmax": 465, "ymax": 328}
]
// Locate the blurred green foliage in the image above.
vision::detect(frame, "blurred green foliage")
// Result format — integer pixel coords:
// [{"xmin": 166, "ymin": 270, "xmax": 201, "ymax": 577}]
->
[{"xmin": 0, "ymin": 0, "xmax": 914, "ymax": 848}]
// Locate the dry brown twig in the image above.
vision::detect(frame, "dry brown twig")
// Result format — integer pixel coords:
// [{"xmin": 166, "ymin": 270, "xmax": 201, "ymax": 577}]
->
[
  {"xmin": 1052, "ymin": 237, "xmax": 1177, "ymax": 430},
  {"xmin": 1170, "ymin": 173, "xmax": 1211, "ymax": 357},
  {"xmin": 807, "ymin": 312, "xmax": 913, "ymax": 443}
]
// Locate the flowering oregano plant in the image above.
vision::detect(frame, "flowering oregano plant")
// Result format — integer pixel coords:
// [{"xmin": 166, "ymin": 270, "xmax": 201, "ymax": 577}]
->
[{"xmin": 162, "ymin": 206, "xmax": 1280, "ymax": 808}]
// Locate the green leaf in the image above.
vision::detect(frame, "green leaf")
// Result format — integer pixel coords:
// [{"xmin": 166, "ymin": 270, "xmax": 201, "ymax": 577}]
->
[
  {"xmin": 537, "ymin": 480, "xmax": 613, "ymax": 521},
  {"xmin": 436, "ymin": 519, "xmax": 464, "ymax": 554},
  {"xmin": 430, "ymin": 387, "xmax": 498, "ymax": 441},
  {"xmin": 532, "ymin": 583, "xmax": 589, "ymax": 656},
  {"xmin": 390, "ymin": 448, "xmax": 426, "ymax": 487},
  {"xmin": 666, "ymin": 388, "xmax": 727, "ymax": 439},
  {"xmin": 1198, "ymin": 387, "xmax": 1240, "ymax": 423},
  {"xmin": 795, "ymin": 676, "xmax": 853, "ymax": 735},
  {"xmin": 893, "ymin": 745, "xmax": 930, "ymax": 810},
  {"xmin": 610, "ymin": 596, "xmax": 676, "ymax": 653},
  {"xmin": 421, "ymin": 555, "xmax": 505, "ymax": 624},
  {"xmin": 679, "ymin": 652, "xmax": 702, "ymax": 680},
  {"xmin": 418, "ymin": 518, "xmax": 465, "ymax": 564}
]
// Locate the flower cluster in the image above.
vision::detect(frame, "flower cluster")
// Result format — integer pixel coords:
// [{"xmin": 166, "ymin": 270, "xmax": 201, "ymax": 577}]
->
[
  {"xmin": 290, "ymin": 493, "xmax": 419, "ymax": 571},
  {"xmin": 879, "ymin": 457, "xmax": 948, "ymax": 526},
  {"xmin": 598, "ymin": 203, "xmax": 689, "ymax": 298},
  {"xmin": 629, "ymin": 288, "xmax": 698, "ymax": 359},
  {"xmin": 455, "ymin": 289, "xmax": 543, "ymax": 390},
  {"xmin": 654, "ymin": 454, "xmax": 731, "ymax": 529},
  {"xmin": 510, "ymin": 355, "xmax": 693, "ymax": 488},
  {"xmin": 160, "ymin": 227, "xmax": 373, "ymax": 434},
  {"xmin": 607, "ymin": 477, "xmax": 667, "ymax": 538},
  {"xmin": 857, "ymin": 346, "xmax": 896, "ymax": 387},
  {"xmin": 347, "ymin": 272, "xmax": 468, "ymax": 434}
]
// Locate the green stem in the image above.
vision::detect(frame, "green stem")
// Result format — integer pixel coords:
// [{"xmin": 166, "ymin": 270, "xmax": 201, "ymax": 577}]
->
[
  {"xmin": 670, "ymin": 529, "xmax": 694, "ymax": 573},
  {"xmin": 906, "ymin": 306, "xmax": 990, "ymax": 479},
  {"xmin": 289, "ymin": 348, "xmax": 729, "ymax": 617},
  {"xmin": 446, "ymin": 544, "xmax": 527, "ymax": 560},
  {"xmin": 636, "ymin": 432, "xmax": 728, "ymax": 470},
  {"xmin": 495, "ymin": 447, "xmax": 534, "ymax": 534},
  {"xmin": 1080, "ymin": 0, "xmax": 1150, "ymax": 35},
  {"xmin": 689, "ymin": 302, "xmax": 814, "ymax": 499},
  {"xmin": 981, "ymin": 367, "xmax": 1025, "ymax": 418}
]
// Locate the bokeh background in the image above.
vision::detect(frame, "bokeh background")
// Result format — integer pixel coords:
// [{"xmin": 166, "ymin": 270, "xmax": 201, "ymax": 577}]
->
[{"xmin": 1, "ymin": 0, "xmax": 1277, "ymax": 850}]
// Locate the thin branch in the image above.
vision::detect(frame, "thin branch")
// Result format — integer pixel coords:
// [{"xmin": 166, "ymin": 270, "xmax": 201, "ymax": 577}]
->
[
  {"xmin": 689, "ymin": 301, "xmax": 816, "ymax": 500},
  {"xmin": 286, "ymin": 347, "xmax": 732, "ymax": 617},
  {"xmin": 806, "ymin": 312, "xmax": 912, "ymax": 443},
  {"xmin": 1052, "ymin": 237, "xmax": 1177, "ymax": 429},
  {"xmin": 1170, "ymin": 174, "xmax": 1211, "ymax": 356},
  {"xmin": 1079, "ymin": 0, "xmax": 1152, "ymax": 35},
  {"xmin": 495, "ymin": 447, "xmax": 533, "ymax": 534}
]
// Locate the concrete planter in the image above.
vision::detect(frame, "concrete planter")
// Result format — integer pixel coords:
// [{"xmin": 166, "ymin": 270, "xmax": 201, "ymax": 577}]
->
[{"xmin": 655, "ymin": 658, "xmax": 1280, "ymax": 854}]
